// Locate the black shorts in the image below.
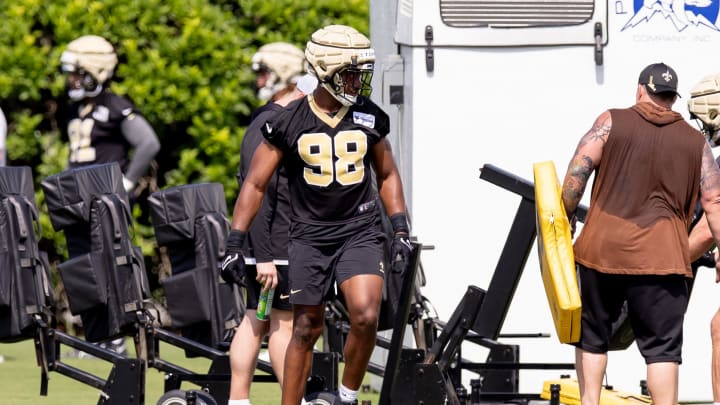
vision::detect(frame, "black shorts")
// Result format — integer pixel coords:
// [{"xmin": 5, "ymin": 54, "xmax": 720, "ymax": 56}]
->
[
  {"xmin": 244, "ymin": 264, "xmax": 292, "ymax": 311},
  {"xmin": 287, "ymin": 226, "xmax": 385, "ymax": 306},
  {"xmin": 575, "ymin": 263, "xmax": 689, "ymax": 364}
]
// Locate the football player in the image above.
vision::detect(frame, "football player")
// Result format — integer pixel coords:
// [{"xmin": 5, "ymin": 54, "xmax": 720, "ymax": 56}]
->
[
  {"xmin": 58, "ymin": 35, "xmax": 160, "ymax": 355},
  {"xmin": 60, "ymin": 35, "xmax": 160, "ymax": 195},
  {"xmin": 226, "ymin": 42, "xmax": 307, "ymax": 405},
  {"xmin": 687, "ymin": 72, "xmax": 720, "ymax": 404},
  {"xmin": 221, "ymin": 25, "xmax": 412, "ymax": 405}
]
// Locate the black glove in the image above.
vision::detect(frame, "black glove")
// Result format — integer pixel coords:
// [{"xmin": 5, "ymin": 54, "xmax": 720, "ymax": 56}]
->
[
  {"xmin": 391, "ymin": 234, "xmax": 413, "ymax": 273},
  {"xmin": 389, "ymin": 212, "xmax": 412, "ymax": 273},
  {"xmin": 221, "ymin": 230, "xmax": 247, "ymax": 286}
]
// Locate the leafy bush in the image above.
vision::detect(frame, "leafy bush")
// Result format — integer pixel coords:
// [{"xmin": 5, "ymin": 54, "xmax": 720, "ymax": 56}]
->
[{"xmin": 0, "ymin": 0, "xmax": 368, "ymax": 285}]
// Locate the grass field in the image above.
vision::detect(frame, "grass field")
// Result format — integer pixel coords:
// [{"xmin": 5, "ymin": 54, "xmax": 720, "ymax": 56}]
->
[{"xmin": 0, "ymin": 338, "xmax": 381, "ymax": 405}]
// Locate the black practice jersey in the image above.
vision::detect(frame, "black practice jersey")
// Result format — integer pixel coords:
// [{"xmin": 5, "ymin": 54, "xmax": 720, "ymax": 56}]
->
[
  {"xmin": 66, "ymin": 91, "xmax": 139, "ymax": 171},
  {"xmin": 238, "ymin": 103, "xmax": 290, "ymax": 262},
  {"xmin": 249, "ymin": 101, "xmax": 275, "ymax": 122},
  {"xmin": 261, "ymin": 95, "xmax": 389, "ymax": 243}
]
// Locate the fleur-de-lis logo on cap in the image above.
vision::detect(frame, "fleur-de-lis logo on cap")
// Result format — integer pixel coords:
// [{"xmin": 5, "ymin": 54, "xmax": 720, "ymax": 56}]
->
[{"xmin": 662, "ymin": 69, "xmax": 673, "ymax": 82}]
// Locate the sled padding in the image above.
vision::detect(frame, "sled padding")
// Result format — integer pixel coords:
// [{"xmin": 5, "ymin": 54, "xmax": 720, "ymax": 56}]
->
[{"xmin": 533, "ymin": 161, "xmax": 581, "ymax": 344}]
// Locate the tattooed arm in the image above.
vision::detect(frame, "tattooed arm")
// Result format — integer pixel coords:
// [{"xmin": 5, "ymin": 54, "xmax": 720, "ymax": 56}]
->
[
  {"xmin": 699, "ymin": 141, "xmax": 720, "ymax": 273},
  {"xmin": 688, "ymin": 212, "xmax": 714, "ymax": 262},
  {"xmin": 561, "ymin": 110, "xmax": 611, "ymax": 219}
]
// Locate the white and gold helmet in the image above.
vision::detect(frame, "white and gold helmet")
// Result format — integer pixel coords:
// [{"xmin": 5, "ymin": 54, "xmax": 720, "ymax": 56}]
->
[
  {"xmin": 60, "ymin": 35, "xmax": 118, "ymax": 100},
  {"xmin": 252, "ymin": 42, "xmax": 307, "ymax": 101},
  {"xmin": 305, "ymin": 25, "xmax": 375, "ymax": 106},
  {"xmin": 688, "ymin": 72, "xmax": 720, "ymax": 146}
]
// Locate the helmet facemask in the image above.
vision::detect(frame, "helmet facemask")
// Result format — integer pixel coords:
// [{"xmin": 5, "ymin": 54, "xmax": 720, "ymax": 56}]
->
[
  {"xmin": 61, "ymin": 63, "xmax": 103, "ymax": 101},
  {"xmin": 322, "ymin": 62, "xmax": 374, "ymax": 106},
  {"xmin": 253, "ymin": 64, "xmax": 283, "ymax": 102},
  {"xmin": 305, "ymin": 25, "xmax": 376, "ymax": 107},
  {"xmin": 59, "ymin": 35, "xmax": 118, "ymax": 101}
]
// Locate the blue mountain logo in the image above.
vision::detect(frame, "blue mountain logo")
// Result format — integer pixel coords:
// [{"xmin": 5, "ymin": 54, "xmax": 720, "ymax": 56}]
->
[{"xmin": 622, "ymin": 0, "xmax": 720, "ymax": 31}]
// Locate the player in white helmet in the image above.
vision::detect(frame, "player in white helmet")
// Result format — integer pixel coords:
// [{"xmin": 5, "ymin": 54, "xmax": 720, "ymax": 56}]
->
[
  {"xmin": 221, "ymin": 25, "xmax": 411, "ymax": 405},
  {"xmin": 60, "ymin": 35, "xmax": 160, "ymax": 194},
  {"xmin": 252, "ymin": 42, "xmax": 306, "ymax": 102},
  {"xmin": 224, "ymin": 42, "xmax": 309, "ymax": 405},
  {"xmin": 58, "ymin": 35, "xmax": 160, "ymax": 356}
]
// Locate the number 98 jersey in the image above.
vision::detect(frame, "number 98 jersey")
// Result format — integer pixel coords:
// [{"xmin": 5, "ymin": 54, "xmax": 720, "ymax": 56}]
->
[{"xmin": 261, "ymin": 95, "xmax": 389, "ymax": 232}]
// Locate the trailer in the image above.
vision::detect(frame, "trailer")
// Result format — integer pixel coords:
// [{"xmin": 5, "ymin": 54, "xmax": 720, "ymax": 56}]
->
[{"xmin": 369, "ymin": 0, "xmax": 720, "ymax": 399}]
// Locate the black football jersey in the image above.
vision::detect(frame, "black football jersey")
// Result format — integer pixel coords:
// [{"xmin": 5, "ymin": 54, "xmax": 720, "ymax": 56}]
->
[
  {"xmin": 261, "ymin": 95, "xmax": 389, "ymax": 241},
  {"xmin": 66, "ymin": 91, "xmax": 138, "ymax": 171},
  {"xmin": 238, "ymin": 103, "xmax": 290, "ymax": 262}
]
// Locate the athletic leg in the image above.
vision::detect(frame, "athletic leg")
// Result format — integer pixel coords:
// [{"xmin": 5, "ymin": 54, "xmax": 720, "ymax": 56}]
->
[
  {"xmin": 266, "ymin": 264, "xmax": 294, "ymax": 387},
  {"xmin": 229, "ymin": 310, "xmax": 270, "ymax": 400},
  {"xmin": 646, "ymin": 362, "xmax": 678, "ymax": 405},
  {"xmin": 283, "ymin": 239, "xmax": 337, "ymax": 404},
  {"xmin": 281, "ymin": 304, "xmax": 325, "ymax": 405},
  {"xmin": 575, "ymin": 348, "xmax": 607, "ymax": 405},
  {"xmin": 267, "ymin": 308, "xmax": 293, "ymax": 386},
  {"xmin": 338, "ymin": 274, "xmax": 384, "ymax": 389},
  {"xmin": 573, "ymin": 265, "xmax": 623, "ymax": 405}
]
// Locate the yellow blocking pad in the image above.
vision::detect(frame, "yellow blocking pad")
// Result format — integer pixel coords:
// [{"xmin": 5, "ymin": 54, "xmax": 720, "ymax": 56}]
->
[
  {"xmin": 533, "ymin": 161, "xmax": 581, "ymax": 343},
  {"xmin": 541, "ymin": 378, "xmax": 652, "ymax": 405}
]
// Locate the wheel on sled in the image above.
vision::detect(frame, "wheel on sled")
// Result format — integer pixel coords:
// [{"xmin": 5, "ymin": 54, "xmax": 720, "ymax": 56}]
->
[{"xmin": 156, "ymin": 389, "xmax": 218, "ymax": 405}]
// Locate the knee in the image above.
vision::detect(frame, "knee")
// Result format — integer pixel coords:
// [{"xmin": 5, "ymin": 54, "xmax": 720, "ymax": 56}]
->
[
  {"xmin": 292, "ymin": 314, "xmax": 323, "ymax": 348},
  {"xmin": 350, "ymin": 307, "xmax": 379, "ymax": 333}
]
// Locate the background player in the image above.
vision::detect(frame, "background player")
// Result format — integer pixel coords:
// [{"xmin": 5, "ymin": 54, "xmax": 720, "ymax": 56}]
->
[{"xmin": 224, "ymin": 41, "xmax": 308, "ymax": 405}]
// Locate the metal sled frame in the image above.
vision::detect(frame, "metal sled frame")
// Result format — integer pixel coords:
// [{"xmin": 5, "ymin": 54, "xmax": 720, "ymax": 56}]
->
[
  {"xmin": 33, "ymin": 315, "xmax": 145, "ymax": 405},
  {"xmin": 312, "ymin": 242, "xmax": 425, "ymax": 404},
  {"xmin": 385, "ymin": 164, "xmax": 586, "ymax": 404}
]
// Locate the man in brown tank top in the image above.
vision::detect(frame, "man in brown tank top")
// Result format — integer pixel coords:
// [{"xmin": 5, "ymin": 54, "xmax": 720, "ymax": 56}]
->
[{"xmin": 560, "ymin": 62, "xmax": 720, "ymax": 405}]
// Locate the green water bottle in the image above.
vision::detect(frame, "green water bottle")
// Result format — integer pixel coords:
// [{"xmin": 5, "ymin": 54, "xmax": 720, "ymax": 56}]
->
[{"xmin": 256, "ymin": 288, "xmax": 275, "ymax": 321}]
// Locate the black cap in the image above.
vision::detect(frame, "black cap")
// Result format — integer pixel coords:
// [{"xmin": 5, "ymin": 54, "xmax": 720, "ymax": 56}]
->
[{"xmin": 638, "ymin": 62, "xmax": 680, "ymax": 97}]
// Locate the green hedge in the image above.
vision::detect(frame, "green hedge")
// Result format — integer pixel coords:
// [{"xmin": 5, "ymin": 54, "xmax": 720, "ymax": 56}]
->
[{"xmin": 0, "ymin": 0, "xmax": 368, "ymax": 284}]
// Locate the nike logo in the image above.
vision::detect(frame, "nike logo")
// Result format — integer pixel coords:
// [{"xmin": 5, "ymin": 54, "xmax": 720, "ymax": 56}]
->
[
  {"xmin": 221, "ymin": 254, "xmax": 237, "ymax": 269},
  {"xmin": 265, "ymin": 123, "xmax": 273, "ymax": 133},
  {"xmin": 279, "ymin": 294, "xmax": 290, "ymax": 300},
  {"xmin": 290, "ymin": 289, "xmax": 302, "ymax": 295}
]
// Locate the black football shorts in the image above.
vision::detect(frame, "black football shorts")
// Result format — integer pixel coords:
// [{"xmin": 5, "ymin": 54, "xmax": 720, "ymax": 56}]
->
[
  {"xmin": 575, "ymin": 263, "xmax": 689, "ymax": 364},
  {"xmin": 287, "ymin": 226, "xmax": 385, "ymax": 306},
  {"xmin": 244, "ymin": 263, "xmax": 292, "ymax": 311}
]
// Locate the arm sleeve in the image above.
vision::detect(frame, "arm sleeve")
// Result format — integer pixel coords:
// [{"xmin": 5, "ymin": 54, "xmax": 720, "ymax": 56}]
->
[{"xmin": 120, "ymin": 114, "xmax": 161, "ymax": 183}]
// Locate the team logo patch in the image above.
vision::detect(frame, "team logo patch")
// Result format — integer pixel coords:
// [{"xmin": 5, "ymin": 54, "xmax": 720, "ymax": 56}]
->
[{"xmin": 353, "ymin": 111, "xmax": 375, "ymax": 128}]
